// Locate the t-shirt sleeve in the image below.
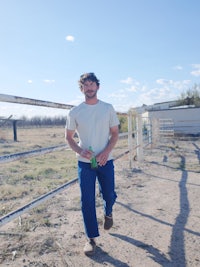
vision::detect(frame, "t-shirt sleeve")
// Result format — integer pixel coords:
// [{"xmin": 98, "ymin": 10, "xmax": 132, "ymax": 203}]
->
[
  {"xmin": 109, "ymin": 105, "xmax": 120, "ymax": 127},
  {"xmin": 66, "ymin": 109, "xmax": 76, "ymax": 130}
]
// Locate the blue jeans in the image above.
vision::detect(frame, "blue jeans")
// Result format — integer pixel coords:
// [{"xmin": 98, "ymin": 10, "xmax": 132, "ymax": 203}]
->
[{"xmin": 78, "ymin": 160, "xmax": 117, "ymax": 238}]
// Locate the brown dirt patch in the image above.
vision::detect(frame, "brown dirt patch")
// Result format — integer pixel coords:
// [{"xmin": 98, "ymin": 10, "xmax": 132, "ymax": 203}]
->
[{"xmin": 1, "ymin": 139, "xmax": 200, "ymax": 266}]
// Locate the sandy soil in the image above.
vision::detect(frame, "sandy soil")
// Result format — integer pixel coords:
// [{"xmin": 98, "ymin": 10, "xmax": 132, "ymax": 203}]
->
[{"xmin": 0, "ymin": 139, "xmax": 200, "ymax": 267}]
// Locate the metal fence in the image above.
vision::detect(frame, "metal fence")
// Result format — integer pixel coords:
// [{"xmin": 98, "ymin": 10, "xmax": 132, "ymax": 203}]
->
[
  {"xmin": 1, "ymin": 94, "xmax": 140, "ymax": 227},
  {"xmin": 0, "ymin": 93, "xmax": 157, "ymax": 227}
]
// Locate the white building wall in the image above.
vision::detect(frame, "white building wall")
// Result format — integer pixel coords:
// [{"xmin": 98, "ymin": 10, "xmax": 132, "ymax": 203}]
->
[{"xmin": 144, "ymin": 107, "xmax": 200, "ymax": 135}]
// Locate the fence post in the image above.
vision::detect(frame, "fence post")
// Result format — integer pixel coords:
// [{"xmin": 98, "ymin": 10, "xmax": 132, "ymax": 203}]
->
[
  {"xmin": 151, "ymin": 118, "xmax": 159, "ymax": 147},
  {"xmin": 128, "ymin": 110, "xmax": 133, "ymax": 168},
  {"xmin": 136, "ymin": 114, "xmax": 143, "ymax": 161},
  {"xmin": 13, "ymin": 120, "xmax": 18, "ymax": 142},
  {"xmin": 148, "ymin": 117, "xmax": 152, "ymax": 145}
]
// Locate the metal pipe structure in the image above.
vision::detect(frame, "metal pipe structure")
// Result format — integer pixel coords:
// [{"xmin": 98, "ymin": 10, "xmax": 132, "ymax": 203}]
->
[
  {"xmin": 0, "ymin": 178, "xmax": 78, "ymax": 227},
  {"xmin": 0, "ymin": 149, "xmax": 131, "ymax": 227},
  {"xmin": 0, "ymin": 133, "xmax": 129, "ymax": 164},
  {"xmin": 0, "ymin": 93, "xmax": 74, "ymax": 110},
  {"xmin": 0, "ymin": 93, "xmax": 127, "ymax": 116},
  {"xmin": 0, "ymin": 144, "xmax": 68, "ymax": 164},
  {"xmin": 0, "ymin": 93, "xmax": 132, "ymax": 227}
]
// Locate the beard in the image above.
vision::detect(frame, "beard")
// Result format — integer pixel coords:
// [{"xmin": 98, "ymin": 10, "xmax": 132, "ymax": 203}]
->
[{"xmin": 85, "ymin": 90, "xmax": 97, "ymax": 99}]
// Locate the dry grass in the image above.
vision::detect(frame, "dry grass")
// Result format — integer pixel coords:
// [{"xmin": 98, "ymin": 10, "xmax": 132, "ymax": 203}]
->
[
  {"xmin": 0, "ymin": 126, "xmax": 129, "ymax": 266},
  {"xmin": 0, "ymin": 126, "xmax": 128, "ymax": 216},
  {"xmin": 0, "ymin": 126, "xmax": 66, "ymax": 153},
  {"xmin": 1, "ymin": 128, "xmax": 200, "ymax": 266},
  {"xmin": 0, "ymin": 127, "xmax": 75, "ymax": 216}
]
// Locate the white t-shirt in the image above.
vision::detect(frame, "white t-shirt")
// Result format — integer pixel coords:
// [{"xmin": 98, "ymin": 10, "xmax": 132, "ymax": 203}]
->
[{"xmin": 66, "ymin": 100, "xmax": 119, "ymax": 163}]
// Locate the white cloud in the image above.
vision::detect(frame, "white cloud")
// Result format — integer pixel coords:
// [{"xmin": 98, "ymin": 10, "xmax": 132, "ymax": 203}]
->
[
  {"xmin": 120, "ymin": 77, "xmax": 133, "ymax": 84},
  {"xmin": 28, "ymin": 80, "xmax": 33, "ymax": 84},
  {"xmin": 120, "ymin": 77, "xmax": 140, "ymax": 93},
  {"xmin": 156, "ymin": 79, "xmax": 173, "ymax": 85},
  {"xmin": 131, "ymin": 78, "xmax": 192, "ymax": 108},
  {"xmin": 141, "ymin": 85, "xmax": 148, "ymax": 92},
  {"xmin": 191, "ymin": 64, "xmax": 200, "ymax": 69},
  {"xmin": 137, "ymin": 88, "xmax": 171, "ymax": 105},
  {"xmin": 191, "ymin": 70, "xmax": 200, "ymax": 76},
  {"xmin": 173, "ymin": 65, "xmax": 183, "ymax": 70},
  {"xmin": 127, "ymin": 85, "xmax": 137, "ymax": 92},
  {"xmin": 0, "ymin": 103, "xmax": 67, "ymax": 119},
  {"xmin": 114, "ymin": 101, "xmax": 133, "ymax": 112},
  {"xmin": 116, "ymin": 73, "xmax": 193, "ymax": 111},
  {"xmin": 65, "ymin": 35, "xmax": 75, "ymax": 42},
  {"xmin": 108, "ymin": 92, "xmax": 127, "ymax": 98},
  {"xmin": 43, "ymin": 79, "xmax": 55, "ymax": 84},
  {"xmin": 68, "ymin": 96, "xmax": 84, "ymax": 106},
  {"xmin": 116, "ymin": 76, "xmax": 193, "ymax": 111},
  {"xmin": 172, "ymin": 80, "xmax": 191, "ymax": 90},
  {"xmin": 156, "ymin": 79, "xmax": 166, "ymax": 85},
  {"xmin": 156, "ymin": 79, "xmax": 190, "ymax": 90},
  {"xmin": 191, "ymin": 64, "xmax": 200, "ymax": 77}
]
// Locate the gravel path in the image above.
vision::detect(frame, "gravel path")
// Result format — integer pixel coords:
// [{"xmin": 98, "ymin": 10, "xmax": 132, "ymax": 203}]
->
[{"xmin": 1, "ymin": 139, "xmax": 200, "ymax": 266}]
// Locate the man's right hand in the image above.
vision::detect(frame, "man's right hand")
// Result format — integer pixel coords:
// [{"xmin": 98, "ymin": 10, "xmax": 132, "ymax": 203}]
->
[{"xmin": 80, "ymin": 149, "xmax": 93, "ymax": 160}]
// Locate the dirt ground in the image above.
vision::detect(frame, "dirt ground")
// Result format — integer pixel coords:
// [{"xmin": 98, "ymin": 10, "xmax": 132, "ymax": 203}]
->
[{"xmin": 0, "ymin": 139, "xmax": 200, "ymax": 267}]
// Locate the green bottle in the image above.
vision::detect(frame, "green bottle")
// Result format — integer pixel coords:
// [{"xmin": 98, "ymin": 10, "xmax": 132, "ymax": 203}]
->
[{"xmin": 89, "ymin": 146, "xmax": 98, "ymax": 169}]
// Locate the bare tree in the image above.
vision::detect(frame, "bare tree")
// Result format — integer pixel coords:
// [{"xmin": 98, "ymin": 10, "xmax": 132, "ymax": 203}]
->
[{"xmin": 177, "ymin": 84, "xmax": 200, "ymax": 107}]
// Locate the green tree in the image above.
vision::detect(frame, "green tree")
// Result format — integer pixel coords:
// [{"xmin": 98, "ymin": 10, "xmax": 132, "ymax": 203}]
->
[{"xmin": 118, "ymin": 115, "xmax": 128, "ymax": 133}]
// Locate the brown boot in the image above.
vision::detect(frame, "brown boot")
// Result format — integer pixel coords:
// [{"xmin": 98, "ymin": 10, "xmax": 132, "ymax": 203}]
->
[
  {"xmin": 83, "ymin": 239, "xmax": 96, "ymax": 256},
  {"xmin": 104, "ymin": 214, "xmax": 113, "ymax": 230}
]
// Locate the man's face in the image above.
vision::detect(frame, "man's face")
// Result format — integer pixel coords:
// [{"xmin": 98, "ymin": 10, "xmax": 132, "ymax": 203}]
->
[{"xmin": 81, "ymin": 80, "xmax": 99, "ymax": 99}]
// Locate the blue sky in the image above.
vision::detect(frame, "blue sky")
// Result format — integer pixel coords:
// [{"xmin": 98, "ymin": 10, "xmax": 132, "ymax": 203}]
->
[{"xmin": 1, "ymin": 0, "xmax": 200, "ymax": 117}]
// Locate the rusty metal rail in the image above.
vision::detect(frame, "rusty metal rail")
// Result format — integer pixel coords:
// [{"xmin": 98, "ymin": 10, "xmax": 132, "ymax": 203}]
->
[
  {"xmin": 0, "ymin": 144, "xmax": 68, "ymax": 163},
  {"xmin": 0, "ymin": 178, "xmax": 78, "ymax": 227},
  {"xmin": 0, "ymin": 133, "xmax": 129, "ymax": 164},
  {"xmin": 0, "ymin": 93, "xmax": 127, "ymax": 116},
  {"xmin": 0, "ymin": 93, "xmax": 74, "ymax": 110}
]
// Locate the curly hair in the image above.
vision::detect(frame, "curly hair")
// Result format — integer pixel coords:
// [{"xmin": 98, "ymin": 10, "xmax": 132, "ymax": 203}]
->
[{"xmin": 78, "ymin": 73, "xmax": 100, "ymax": 89}]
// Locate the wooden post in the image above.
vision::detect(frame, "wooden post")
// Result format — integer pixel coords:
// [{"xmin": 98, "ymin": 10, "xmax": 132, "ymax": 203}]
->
[
  {"xmin": 148, "ymin": 117, "xmax": 152, "ymax": 145},
  {"xmin": 151, "ymin": 118, "xmax": 159, "ymax": 147},
  {"xmin": 128, "ymin": 110, "xmax": 133, "ymax": 169},
  {"xmin": 136, "ymin": 114, "xmax": 143, "ymax": 161},
  {"xmin": 13, "ymin": 120, "xmax": 18, "ymax": 142}
]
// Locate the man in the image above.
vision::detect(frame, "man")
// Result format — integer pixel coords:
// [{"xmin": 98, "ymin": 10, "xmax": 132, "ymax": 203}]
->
[{"xmin": 65, "ymin": 73, "xmax": 119, "ymax": 256}]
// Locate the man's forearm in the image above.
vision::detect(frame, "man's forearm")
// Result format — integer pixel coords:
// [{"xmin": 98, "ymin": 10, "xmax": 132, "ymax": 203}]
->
[
  {"xmin": 66, "ymin": 137, "xmax": 82, "ymax": 155},
  {"xmin": 104, "ymin": 132, "xmax": 118, "ymax": 154}
]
